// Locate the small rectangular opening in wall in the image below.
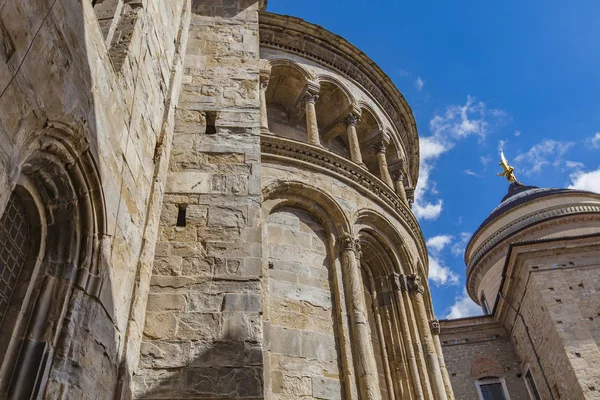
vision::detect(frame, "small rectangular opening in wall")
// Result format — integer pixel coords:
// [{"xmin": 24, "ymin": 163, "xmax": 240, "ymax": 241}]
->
[
  {"xmin": 205, "ymin": 111, "xmax": 217, "ymax": 134},
  {"xmin": 177, "ymin": 204, "xmax": 187, "ymax": 227}
]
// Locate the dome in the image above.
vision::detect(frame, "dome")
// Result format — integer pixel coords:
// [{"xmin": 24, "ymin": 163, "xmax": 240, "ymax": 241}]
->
[
  {"xmin": 470, "ymin": 182, "xmax": 594, "ymax": 245},
  {"xmin": 464, "ymin": 180, "xmax": 600, "ymax": 303}
]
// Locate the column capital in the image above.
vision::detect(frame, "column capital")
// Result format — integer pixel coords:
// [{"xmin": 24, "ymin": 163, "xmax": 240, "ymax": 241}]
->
[
  {"xmin": 407, "ymin": 273, "xmax": 424, "ymax": 294},
  {"xmin": 341, "ymin": 233, "xmax": 361, "ymax": 255},
  {"xmin": 304, "ymin": 91, "xmax": 319, "ymax": 104},
  {"xmin": 390, "ymin": 273, "xmax": 409, "ymax": 292},
  {"xmin": 429, "ymin": 319, "xmax": 441, "ymax": 335},
  {"xmin": 373, "ymin": 133, "xmax": 391, "ymax": 154},
  {"xmin": 344, "ymin": 113, "xmax": 360, "ymax": 127}
]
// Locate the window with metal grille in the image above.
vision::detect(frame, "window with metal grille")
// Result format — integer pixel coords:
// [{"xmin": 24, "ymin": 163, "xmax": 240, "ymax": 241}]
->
[{"xmin": 0, "ymin": 192, "xmax": 30, "ymax": 326}]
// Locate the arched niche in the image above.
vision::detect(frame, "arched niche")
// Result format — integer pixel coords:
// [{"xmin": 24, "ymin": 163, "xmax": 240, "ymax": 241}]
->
[
  {"xmin": 315, "ymin": 76, "xmax": 355, "ymax": 157},
  {"xmin": 0, "ymin": 124, "xmax": 109, "ymax": 399},
  {"xmin": 261, "ymin": 180, "xmax": 353, "ymax": 399},
  {"xmin": 265, "ymin": 61, "xmax": 314, "ymax": 141}
]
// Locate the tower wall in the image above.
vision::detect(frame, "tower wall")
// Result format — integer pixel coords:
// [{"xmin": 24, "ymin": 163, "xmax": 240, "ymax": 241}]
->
[
  {"xmin": 0, "ymin": 0, "xmax": 189, "ymax": 398},
  {"xmin": 134, "ymin": 0, "xmax": 265, "ymax": 398}
]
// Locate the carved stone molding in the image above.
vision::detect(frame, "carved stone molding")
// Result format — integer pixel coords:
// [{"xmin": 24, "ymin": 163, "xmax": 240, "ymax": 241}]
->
[
  {"xmin": 261, "ymin": 134, "xmax": 427, "ymax": 263},
  {"xmin": 303, "ymin": 92, "xmax": 319, "ymax": 104},
  {"xmin": 466, "ymin": 203, "xmax": 600, "ymax": 274}
]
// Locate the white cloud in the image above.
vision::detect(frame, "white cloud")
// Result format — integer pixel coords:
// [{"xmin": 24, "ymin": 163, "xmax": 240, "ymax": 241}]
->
[
  {"xmin": 445, "ymin": 289, "xmax": 482, "ymax": 319},
  {"xmin": 514, "ymin": 139, "xmax": 574, "ymax": 174},
  {"xmin": 451, "ymin": 232, "xmax": 471, "ymax": 257},
  {"xmin": 464, "ymin": 169, "xmax": 480, "ymax": 177},
  {"xmin": 397, "ymin": 69, "xmax": 410, "ymax": 77},
  {"xmin": 514, "ymin": 130, "xmax": 521, "ymax": 137},
  {"xmin": 589, "ymin": 132, "xmax": 600, "ymax": 148},
  {"xmin": 565, "ymin": 160, "xmax": 584, "ymax": 170},
  {"xmin": 426, "ymin": 235, "xmax": 453, "ymax": 253},
  {"xmin": 415, "ymin": 76, "xmax": 425, "ymax": 91},
  {"xmin": 498, "ymin": 139, "xmax": 507, "ymax": 152},
  {"xmin": 568, "ymin": 167, "xmax": 600, "ymax": 193},
  {"xmin": 428, "ymin": 255, "xmax": 459, "ymax": 286},
  {"xmin": 413, "ymin": 96, "xmax": 506, "ymax": 221}
]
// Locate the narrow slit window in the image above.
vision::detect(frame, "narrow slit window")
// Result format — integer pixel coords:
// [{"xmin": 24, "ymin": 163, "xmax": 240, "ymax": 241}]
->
[
  {"xmin": 205, "ymin": 111, "xmax": 217, "ymax": 134},
  {"xmin": 481, "ymin": 294, "xmax": 491, "ymax": 315},
  {"xmin": 177, "ymin": 204, "xmax": 187, "ymax": 227},
  {"xmin": 524, "ymin": 370, "xmax": 541, "ymax": 400}
]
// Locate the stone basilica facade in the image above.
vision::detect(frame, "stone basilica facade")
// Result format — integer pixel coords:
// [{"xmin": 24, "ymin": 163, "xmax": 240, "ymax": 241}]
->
[{"xmin": 0, "ymin": 1, "xmax": 598, "ymax": 399}]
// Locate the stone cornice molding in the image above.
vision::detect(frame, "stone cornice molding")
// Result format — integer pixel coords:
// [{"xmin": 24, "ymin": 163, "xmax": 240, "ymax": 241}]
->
[
  {"xmin": 259, "ymin": 12, "xmax": 420, "ymax": 187},
  {"xmin": 466, "ymin": 203, "xmax": 600, "ymax": 275},
  {"xmin": 261, "ymin": 134, "xmax": 427, "ymax": 265}
]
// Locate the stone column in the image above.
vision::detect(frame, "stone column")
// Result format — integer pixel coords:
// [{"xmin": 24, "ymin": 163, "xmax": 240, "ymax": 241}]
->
[
  {"xmin": 408, "ymin": 275, "xmax": 448, "ymax": 400},
  {"xmin": 344, "ymin": 113, "xmax": 365, "ymax": 167},
  {"xmin": 393, "ymin": 169, "xmax": 408, "ymax": 205},
  {"xmin": 391, "ymin": 273, "xmax": 424, "ymax": 400},
  {"xmin": 375, "ymin": 138, "xmax": 394, "ymax": 188},
  {"xmin": 304, "ymin": 91, "xmax": 321, "ymax": 146},
  {"xmin": 430, "ymin": 320, "xmax": 455, "ymax": 400},
  {"xmin": 340, "ymin": 234, "xmax": 381, "ymax": 400},
  {"xmin": 259, "ymin": 72, "xmax": 270, "ymax": 134}
]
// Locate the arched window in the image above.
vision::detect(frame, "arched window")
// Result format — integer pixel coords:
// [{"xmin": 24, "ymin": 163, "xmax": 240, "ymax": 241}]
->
[
  {"xmin": 0, "ymin": 191, "xmax": 31, "ymax": 325},
  {"xmin": 0, "ymin": 184, "xmax": 45, "ymax": 399}
]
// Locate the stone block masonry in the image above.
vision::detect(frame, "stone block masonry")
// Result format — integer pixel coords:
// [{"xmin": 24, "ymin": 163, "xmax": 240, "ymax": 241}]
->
[{"xmin": 135, "ymin": 0, "xmax": 264, "ymax": 398}]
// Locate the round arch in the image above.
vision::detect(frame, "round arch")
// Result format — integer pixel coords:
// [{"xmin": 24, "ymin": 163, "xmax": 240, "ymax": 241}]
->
[
  {"xmin": 0, "ymin": 122, "xmax": 109, "ymax": 398},
  {"xmin": 262, "ymin": 180, "xmax": 351, "ymax": 240}
]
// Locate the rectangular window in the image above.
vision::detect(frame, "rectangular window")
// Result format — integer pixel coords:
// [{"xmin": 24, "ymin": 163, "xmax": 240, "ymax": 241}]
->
[
  {"xmin": 524, "ymin": 370, "xmax": 541, "ymax": 400},
  {"xmin": 476, "ymin": 378, "xmax": 510, "ymax": 400}
]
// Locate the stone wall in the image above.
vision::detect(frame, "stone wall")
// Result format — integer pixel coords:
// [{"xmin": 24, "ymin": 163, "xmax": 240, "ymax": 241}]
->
[
  {"xmin": 264, "ymin": 207, "xmax": 343, "ymax": 399},
  {"xmin": 0, "ymin": 0, "xmax": 188, "ymax": 398},
  {"xmin": 504, "ymin": 246, "xmax": 600, "ymax": 400},
  {"xmin": 440, "ymin": 317, "xmax": 530, "ymax": 400},
  {"xmin": 135, "ymin": 0, "xmax": 264, "ymax": 398}
]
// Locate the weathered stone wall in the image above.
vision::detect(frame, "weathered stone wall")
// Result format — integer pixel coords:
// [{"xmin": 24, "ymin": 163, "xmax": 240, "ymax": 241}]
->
[
  {"xmin": 440, "ymin": 317, "xmax": 530, "ymax": 400},
  {"xmin": 263, "ymin": 207, "xmax": 343, "ymax": 399},
  {"xmin": 507, "ymin": 255, "xmax": 600, "ymax": 399},
  {"xmin": 0, "ymin": 0, "xmax": 188, "ymax": 398},
  {"xmin": 135, "ymin": 0, "xmax": 264, "ymax": 398}
]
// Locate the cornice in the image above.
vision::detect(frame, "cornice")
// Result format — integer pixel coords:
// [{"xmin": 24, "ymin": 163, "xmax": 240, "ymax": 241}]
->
[
  {"xmin": 467, "ymin": 203, "xmax": 600, "ymax": 274},
  {"xmin": 259, "ymin": 12, "xmax": 420, "ymax": 188},
  {"xmin": 261, "ymin": 134, "xmax": 427, "ymax": 266}
]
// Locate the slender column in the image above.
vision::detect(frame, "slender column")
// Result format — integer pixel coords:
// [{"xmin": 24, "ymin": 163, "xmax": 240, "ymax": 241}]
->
[
  {"xmin": 431, "ymin": 320, "xmax": 455, "ymax": 400},
  {"xmin": 404, "ymin": 284, "xmax": 434, "ymax": 400},
  {"xmin": 391, "ymin": 273, "xmax": 425, "ymax": 399},
  {"xmin": 340, "ymin": 234, "xmax": 381, "ymax": 400},
  {"xmin": 375, "ymin": 139, "xmax": 394, "ymax": 187},
  {"xmin": 304, "ymin": 91, "xmax": 321, "ymax": 146},
  {"xmin": 394, "ymin": 169, "xmax": 409, "ymax": 205},
  {"xmin": 344, "ymin": 113, "xmax": 366, "ymax": 167},
  {"xmin": 408, "ymin": 275, "xmax": 448, "ymax": 400},
  {"xmin": 259, "ymin": 73, "xmax": 270, "ymax": 134}
]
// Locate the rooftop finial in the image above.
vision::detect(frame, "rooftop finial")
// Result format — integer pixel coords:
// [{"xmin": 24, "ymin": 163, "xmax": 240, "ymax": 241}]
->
[{"xmin": 497, "ymin": 150, "xmax": 518, "ymax": 183}]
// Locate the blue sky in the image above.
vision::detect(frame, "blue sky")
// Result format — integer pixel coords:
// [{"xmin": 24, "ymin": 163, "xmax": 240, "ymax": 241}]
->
[{"xmin": 269, "ymin": 1, "xmax": 600, "ymax": 318}]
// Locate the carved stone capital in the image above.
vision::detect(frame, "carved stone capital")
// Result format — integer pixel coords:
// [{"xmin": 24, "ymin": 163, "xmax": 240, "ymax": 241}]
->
[
  {"xmin": 374, "ymin": 140, "xmax": 388, "ymax": 154},
  {"xmin": 407, "ymin": 273, "xmax": 424, "ymax": 294},
  {"xmin": 304, "ymin": 92, "xmax": 319, "ymax": 105},
  {"xmin": 429, "ymin": 319, "xmax": 441, "ymax": 335},
  {"xmin": 344, "ymin": 113, "xmax": 360, "ymax": 127},
  {"xmin": 259, "ymin": 77, "xmax": 269, "ymax": 91},
  {"xmin": 390, "ymin": 273, "xmax": 408, "ymax": 292},
  {"xmin": 341, "ymin": 233, "xmax": 361, "ymax": 256},
  {"xmin": 394, "ymin": 169, "xmax": 405, "ymax": 182}
]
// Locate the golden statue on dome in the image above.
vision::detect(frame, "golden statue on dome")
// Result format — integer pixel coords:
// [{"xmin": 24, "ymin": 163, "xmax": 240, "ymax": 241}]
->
[{"xmin": 497, "ymin": 150, "xmax": 518, "ymax": 183}]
